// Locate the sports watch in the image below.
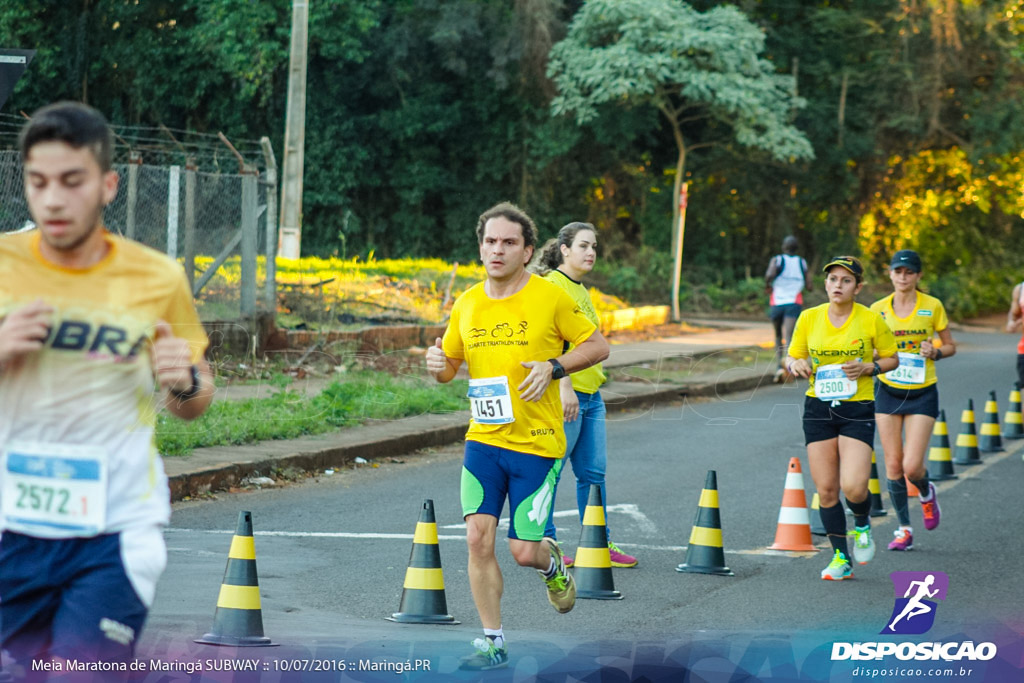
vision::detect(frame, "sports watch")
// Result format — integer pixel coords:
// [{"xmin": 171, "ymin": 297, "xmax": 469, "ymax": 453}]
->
[{"xmin": 549, "ymin": 359, "xmax": 566, "ymax": 380}]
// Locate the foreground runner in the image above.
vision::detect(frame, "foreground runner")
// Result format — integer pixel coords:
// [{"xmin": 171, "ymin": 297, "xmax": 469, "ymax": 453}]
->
[
  {"xmin": 533, "ymin": 222, "xmax": 637, "ymax": 568},
  {"xmin": 785, "ymin": 256, "xmax": 898, "ymax": 580},
  {"xmin": 0, "ymin": 102, "xmax": 213, "ymax": 671},
  {"xmin": 871, "ymin": 250, "xmax": 956, "ymax": 551},
  {"xmin": 1006, "ymin": 278, "xmax": 1024, "ymax": 387},
  {"xmin": 426, "ymin": 202, "xmax": 609, "ymax": 670}
]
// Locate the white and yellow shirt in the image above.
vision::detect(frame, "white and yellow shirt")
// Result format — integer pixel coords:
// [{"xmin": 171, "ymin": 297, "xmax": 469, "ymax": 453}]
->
[
  {"xmin": 443, "ymin": 275, "xmax": 596, "ymax": 458},
  {"xmin": 0, "ymin": 230, "xmax": 209, "ymax": 537},
  {"xmin": 543, "ymin": 270, "xmax": 606, "ymax": 395}
]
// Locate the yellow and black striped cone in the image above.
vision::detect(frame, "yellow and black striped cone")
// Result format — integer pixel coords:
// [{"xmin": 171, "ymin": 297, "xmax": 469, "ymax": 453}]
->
[
  {"xmin": 573, "ymin": 484, "xmax": 623, "ymax": 600},
  {"xmin": 386, "ymin": 499, "xmax": 459, "ymax": 624},
  {"xmin": 195, "ymin": 511, "xmax": 276, "ymax": 646},
  {"xmin": 927, "ymin": 410, "xmax": 957, "ymax": 481},
  {"xmin": 1003, "ymin": 383, "xmax": 1023, "ymax": 439},
  {"xmin": 979, "ymin": 391, "xmax": 1004, "ymax": 452},
  {"xmin": 676, "ymin": 470, "xmax": 733, "ymax": 576},
  {"xmin": 868, "ymin": 451, "xmax": 888, "ymax": 517},
  {"xmin": 953, "ymin": 398, "xmax": 982, "ymax": 466},
  {"xmin": 809, "ymin": 492, "xmax": 826, "ymax": 536}
]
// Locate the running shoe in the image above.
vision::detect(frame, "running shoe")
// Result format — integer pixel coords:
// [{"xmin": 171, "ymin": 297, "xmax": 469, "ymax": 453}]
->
[
  {"xmin": 821, "ymin": 550, "xmax": 853, "ymax": 581},
  {"xmin": 921, "ymin": 483, "xmax": 941, "ymax": 531},
  {"xmin": 887, "ymin": 527, "xmax": 914, "ymax": 551},
  {"xmin": 773, "ymin": 368, "xmax": 787, "ymax": 384},
  {"xmin": 608, "ymin": 541, "xmax": 638, "ymax": 567},
  {"xmin": 554, "ymin": 541, "xmax": 574, "ymax": 568},
  {"xmin": 538, "ymin": 538, "xmax": 576, "ymax": 614},
  {"xmin": 849, "ymin": 525, "xmax": 875, "ymax": 565},
  {"xmin": 459, "ymin": 637, "xmax": 508, "ymax": 671}
]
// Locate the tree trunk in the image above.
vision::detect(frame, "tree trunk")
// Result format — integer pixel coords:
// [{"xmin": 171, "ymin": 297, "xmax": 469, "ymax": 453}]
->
[{"xmin": 668, "ymin": 119, "xmax": 687, "ymax": 322}]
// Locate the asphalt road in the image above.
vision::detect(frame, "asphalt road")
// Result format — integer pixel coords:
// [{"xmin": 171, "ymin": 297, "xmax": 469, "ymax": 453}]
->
[{"xmin": 138, "ymin": 329, "xmax": 1024, "ymax": 682}]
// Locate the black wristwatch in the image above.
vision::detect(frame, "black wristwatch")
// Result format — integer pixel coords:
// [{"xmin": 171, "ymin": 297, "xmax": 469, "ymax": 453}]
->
[
  {"xmin": 170, "ymin": 365, "xmax": 201, "ymax": 400},
  {"xmin": 549, "ymin": 359, "xmax": 566, "ymax": 380}
]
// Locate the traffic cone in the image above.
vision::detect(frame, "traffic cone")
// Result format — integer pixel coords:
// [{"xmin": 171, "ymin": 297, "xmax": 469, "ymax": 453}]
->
[
  {"xmin": 979, "ymin": 391, "xmax": 1004, "ymax": 452},
  {"xmin": 387, "ymin": 499, "xmax": 459, "ymax": 624},
  {"xmin": 676, "ymin": 470, "xmax": 734, "ymax": 575},
  {"xmin": 809, "ymin": 493, "xmax": 826, "ymax": 536},
  {"xmin": 868, "ymin": 451, "xmax": 888, "ymax": 517},
  {"xmin": 953, "ymin": 399, "xmax": 982, "ymax": 466},
  {"xmin": 927, "ymin": 410, "xmax": 957, "ymax": 481},
  {"xmin": 768, "ymin": 458, "xmax": 817, "ymax": 552},
  {"xmin": 1003, "ymin": 383, "xmax": 1023, "ymax": 439},
  {"xmin": 196, "ymin": 511, "xmax": 277, "ymax": 646},
  {"xmin": 573, "ymin": 484, "xmax": 623, "ymax": 599}
]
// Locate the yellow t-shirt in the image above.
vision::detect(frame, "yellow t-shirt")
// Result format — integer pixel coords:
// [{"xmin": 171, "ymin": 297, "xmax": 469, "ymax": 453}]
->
[
  {"xmin": 543, "ymin": 270, "xmax": 606, "ymax": 394},
  {"xmin": 443, "ymin": 275, "xmax": 596, "ymax": 458},
  {"xmin": 870, "ymin": 291, "xmax": 949, "ymax": 390},
  {"xmin": 0, "ymin": 229, "xmax": 209, "ymax": 535},
  {"xmin": 789, "ymin": 303, "xmax": 898, "ymax": 401}
]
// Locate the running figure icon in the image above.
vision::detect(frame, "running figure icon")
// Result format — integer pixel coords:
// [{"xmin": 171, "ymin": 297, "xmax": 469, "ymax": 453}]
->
[{"xmin": 888, "ymin": 574, "xmax": 939, "ymax": 632}]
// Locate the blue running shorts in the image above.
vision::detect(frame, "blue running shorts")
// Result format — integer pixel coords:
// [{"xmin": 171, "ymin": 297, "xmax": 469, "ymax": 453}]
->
[
  {"xmin": 0, "ymin": 525, "xmax": 166, "ymax": 665},
  {"xmin": 461, "ymin": 440, "xmax": 563, "ymax": 541}
]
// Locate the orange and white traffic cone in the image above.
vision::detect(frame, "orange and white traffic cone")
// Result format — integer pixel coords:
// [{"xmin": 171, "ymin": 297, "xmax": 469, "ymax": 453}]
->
[{"xmin": 768, "ymin": 458, "xmax": 818, "ymax": 552}]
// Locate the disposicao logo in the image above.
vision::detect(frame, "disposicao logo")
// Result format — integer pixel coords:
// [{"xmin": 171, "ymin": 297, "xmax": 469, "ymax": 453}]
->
[
  {"xmin": 831, "ymin": 571, "xmax": 998, "ymax": 662},
  {"xmin": 882, "ymin": 571, "xmax": 948, "ymax": 635}
]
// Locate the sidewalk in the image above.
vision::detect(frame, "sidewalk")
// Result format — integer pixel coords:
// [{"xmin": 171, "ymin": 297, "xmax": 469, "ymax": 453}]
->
[{"xmin": 165, "ymin": 320, "xmax": 777, "ymax": 501}]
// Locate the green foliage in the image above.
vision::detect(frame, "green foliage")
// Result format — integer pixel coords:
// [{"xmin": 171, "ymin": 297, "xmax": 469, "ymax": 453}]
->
[{"xmin": 157, "ymin": 373, "xmax": 468, "ymax": 456}]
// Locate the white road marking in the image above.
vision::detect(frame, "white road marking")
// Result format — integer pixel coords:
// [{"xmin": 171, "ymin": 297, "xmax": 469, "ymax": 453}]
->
[{"xmin": 439, "ymin": 503, "xmax": 658, "ymax": 536}]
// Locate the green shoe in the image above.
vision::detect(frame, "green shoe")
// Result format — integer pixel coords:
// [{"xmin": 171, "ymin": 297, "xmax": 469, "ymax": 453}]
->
[
  {"xmin": 820, "ymin": 549, "xmax": 853, "ymax": 581},
  {"xmin": 459, "ymin": 637, "xmax": 508, "ymax": 671},
  {"xmin": 539, "ymin": 537, "xmax": 576, "ymax": 613}
]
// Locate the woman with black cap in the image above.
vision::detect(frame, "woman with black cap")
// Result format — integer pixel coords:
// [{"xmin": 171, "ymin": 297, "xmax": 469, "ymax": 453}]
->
[
  {"xmin": 870, "ymin": 250, "xmax": 956, "ymax": 552},
  {"xmin": 784, "ymin": 256, "xmax": 899, "ymax": 581}
]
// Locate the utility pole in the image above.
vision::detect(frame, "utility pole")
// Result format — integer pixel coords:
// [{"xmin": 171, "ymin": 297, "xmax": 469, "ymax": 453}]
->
[{"xmin": 279, "ymin": 0, "xmax": 309, "ymax": 260}]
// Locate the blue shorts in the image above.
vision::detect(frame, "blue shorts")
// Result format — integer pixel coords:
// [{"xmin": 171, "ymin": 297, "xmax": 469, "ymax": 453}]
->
[
  {"xmin": 461, "ymin": 440, "xmax": 562, "ymax": 541},
  {"xmin": 0, "ymin": 527, "xmax": 166, "ymax": 665},
  {"xmin": 874, "ymin": 381, "xmax": 940, "ymax": 418},
  {"xmin": 770, "ymin": 303, "xmax": 802, "ymax": 321}
]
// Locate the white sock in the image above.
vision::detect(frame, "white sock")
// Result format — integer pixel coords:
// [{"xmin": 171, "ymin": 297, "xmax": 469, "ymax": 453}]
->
[{"xmin": 483, "ymin": 628, "xmax": 504, "ymax": 649}]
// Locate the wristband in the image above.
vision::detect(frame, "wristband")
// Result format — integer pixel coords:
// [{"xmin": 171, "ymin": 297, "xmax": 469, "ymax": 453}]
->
[
  {"xmin": 934, "ymin": 348, "xmax": 943, "ymax": 361},
  {"xmin": 170, "ymin": 365, "xmax": 201, "ymax": 400},
  {"xmin": 548, "ymin": 359, "xmax": 566, "ymax": 380},
  {"xmin": 873, "ymin": 361, "xmax": 882, "ymax": 376}
]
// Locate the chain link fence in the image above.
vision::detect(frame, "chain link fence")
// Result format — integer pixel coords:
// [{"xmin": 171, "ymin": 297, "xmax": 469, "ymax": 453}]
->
[{"xmin": 0, "ymin": 149, "xmax": 277, "ymax": 321}]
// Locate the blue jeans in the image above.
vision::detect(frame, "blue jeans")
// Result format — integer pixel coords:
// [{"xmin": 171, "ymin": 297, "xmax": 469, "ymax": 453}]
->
[{"xmin": 544, "ymin": 390, "xmax": 609, "ymax": 541}]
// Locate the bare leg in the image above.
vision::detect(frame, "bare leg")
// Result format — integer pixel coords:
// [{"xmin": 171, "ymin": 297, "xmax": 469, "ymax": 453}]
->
[{"xmin": 465, "ymin": 514, "xmax": 502, "ymax": 629}]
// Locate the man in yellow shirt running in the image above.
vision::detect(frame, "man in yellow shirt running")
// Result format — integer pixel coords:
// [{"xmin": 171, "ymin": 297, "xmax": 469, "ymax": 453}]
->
[{"xmin": 426, "ymin": 202, "xmax": 609, "ymax": 671}]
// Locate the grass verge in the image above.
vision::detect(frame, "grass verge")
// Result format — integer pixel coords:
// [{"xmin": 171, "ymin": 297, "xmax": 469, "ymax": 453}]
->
[{"xmin": 157, "ymin": 372, "xmax": 469, "ymax": 456}]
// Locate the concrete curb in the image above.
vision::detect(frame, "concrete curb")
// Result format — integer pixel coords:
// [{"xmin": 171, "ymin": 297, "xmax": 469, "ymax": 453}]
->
[{"xmin": 166, "ymin": 369, "xmax": 774, "ymax": 502}]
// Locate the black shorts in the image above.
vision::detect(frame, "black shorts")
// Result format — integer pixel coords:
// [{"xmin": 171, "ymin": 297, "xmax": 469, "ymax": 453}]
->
[
  {"xmin": 802, "ymin": 395, "xmax": 875, "ymax": 447},
  {"xmin": 770, "ymin": 303, "xmax": 802, "ymax": 322},
  {"xmin": 1017, "ymin": 354, "xmax": 1024, "ymax": 389},
  {"xmin": 874, "ymin": 381, "xmax": 940, "ymax": 418}
]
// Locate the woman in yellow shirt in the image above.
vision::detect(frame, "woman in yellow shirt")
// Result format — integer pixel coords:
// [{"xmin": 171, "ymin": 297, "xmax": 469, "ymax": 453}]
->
[
  {"xmin": 532, "ymin": 222, "xmax": 637, "ymax": 568},
  {"xmin": 871, "ymin": 250, "xmax": 956, "ymax": 552},
  {"xmin": 785, "ymin": 256, "xmax": 899, "ymax": 581}
]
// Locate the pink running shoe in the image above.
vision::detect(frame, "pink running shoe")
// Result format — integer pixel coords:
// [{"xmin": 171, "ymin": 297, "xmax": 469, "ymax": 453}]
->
[
  {"xmin": 887, "ymin": 528, "xmax": 914, "ymax": 551},
  {"xmin": 608, "ymin": 541, "xmax": 638, "ymax": 568},
  {"xmin": 921, "ymin": 483, "xmax": 941, "ymax": 531}
]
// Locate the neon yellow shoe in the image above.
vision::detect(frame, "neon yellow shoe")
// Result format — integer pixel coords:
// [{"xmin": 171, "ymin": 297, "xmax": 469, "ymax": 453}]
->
[{"xmin": 820, "ymin": 550, "xmax": 853, "ymax": 581}]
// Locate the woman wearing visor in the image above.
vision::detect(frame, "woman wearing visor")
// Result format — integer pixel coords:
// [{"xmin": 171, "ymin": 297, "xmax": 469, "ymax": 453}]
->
[{"xmin": 785, "ymin": 256, "xmax": 899, "ymax": 581}]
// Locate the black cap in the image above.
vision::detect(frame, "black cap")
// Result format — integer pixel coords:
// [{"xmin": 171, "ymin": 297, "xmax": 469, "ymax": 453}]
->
[
  {"xmin": 890, "ymin": 249, "xmax": 922, "ymax": 273},
  {"xmin": 822, "ymin": 256, "xmax": 863, "ymax": 277}
]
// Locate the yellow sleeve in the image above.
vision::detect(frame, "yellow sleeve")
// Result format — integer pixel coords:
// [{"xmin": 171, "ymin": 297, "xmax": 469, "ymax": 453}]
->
[
  {"xmin": 553, "ymin": 289, "xmax": 596, "ymax": 347},
  {"xmin": 442, "ymin": 299, "xmax": 465, "ymax": 360},
  {"xmin": 164, "ymin": 271, "xmax": 209, "ymax": 365},
  {"xmin": 874, "ymin": 311, "xmax": 899, "ymax": 358},
  {"xmin": 934, "ymin": 300, "xmax": 949, "ymax": 333},
  {"xmin": 788, "ymin": 309, "xmax": 810, "ymax": 359}
]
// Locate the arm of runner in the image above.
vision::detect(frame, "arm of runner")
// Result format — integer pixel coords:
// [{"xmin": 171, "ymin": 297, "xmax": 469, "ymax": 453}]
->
[
  {"xmin": 803, "ymin": 258, "xmax": 813, "ymax": 292},
  {"xmin": 842, "ymin": 355, "xmax": 897, "ymax": 380},
  {"xmin": 559, "ymin": 376, "xmax": 579, "ymax": 422},
  {"xmin": 426, "ymin": 337, "xmax": 462, "ymax": 383},
  {"xmin": 519, "ymin": 329, "xmax": 609, "ymax": 402},
  {"xmin": 1007, "ymin": 284, "xmax": 1022, "ymax": 332},
  {"xmin": 764, "ymin": 256, "xmax": 779, "ymax": 286},
  {"xmin": 0, "ymin": 299, "xmax": 53, "ymax": 367},
  {"xmin": 921, "ymin": 328, "xmax": 956, "ymax": 361},
  {"xmin": 785, "ymin": 356, "xmax": 811, "ymax": 379},
  {"xmin": 153, "ymin": 320, "xmax": 214, "ymax": 420}
]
